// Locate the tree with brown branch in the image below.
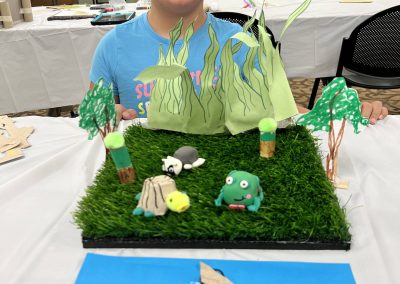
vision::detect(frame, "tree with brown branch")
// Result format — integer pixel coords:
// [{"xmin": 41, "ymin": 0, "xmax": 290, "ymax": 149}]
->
[
  {"xmin": 297, "ymin": 77, "xmax": 369, "ymax": 184},
  {"xmin": 79, "ymin": 79, "xmax": 116, "ymax": 140}
]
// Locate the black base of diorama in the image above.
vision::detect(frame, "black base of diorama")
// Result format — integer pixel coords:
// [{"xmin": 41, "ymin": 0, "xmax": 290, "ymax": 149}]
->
[{"xmin": 82, "ymin": 236, "xmax": 351, "ymax": 250}]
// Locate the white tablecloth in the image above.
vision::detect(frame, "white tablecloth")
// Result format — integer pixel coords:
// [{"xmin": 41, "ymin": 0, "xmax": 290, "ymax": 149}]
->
[
  {"xmin": 0, "ymin": 115, "xmax": 399, "ymax": 283},
  {"xmin": 1, "ymin": 1, "xmax": 399, "ymax": 115}
]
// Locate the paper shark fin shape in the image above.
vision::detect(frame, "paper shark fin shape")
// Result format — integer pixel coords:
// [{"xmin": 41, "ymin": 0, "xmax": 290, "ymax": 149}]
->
[{"xmin": 200, "ymin": 262, "xmax": 233, "ymax": 284}]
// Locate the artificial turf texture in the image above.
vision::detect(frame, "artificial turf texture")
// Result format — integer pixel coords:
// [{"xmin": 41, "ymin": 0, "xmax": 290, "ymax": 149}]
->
[{"xmin": 74, "ymin": 125, "xmax": 351, "ymax": 248}]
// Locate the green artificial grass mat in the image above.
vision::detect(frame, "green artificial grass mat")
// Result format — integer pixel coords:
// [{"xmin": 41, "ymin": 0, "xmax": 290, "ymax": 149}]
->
[{"xmin": 74, "ymin": 125, "xmax": 350, "ymax": 245}]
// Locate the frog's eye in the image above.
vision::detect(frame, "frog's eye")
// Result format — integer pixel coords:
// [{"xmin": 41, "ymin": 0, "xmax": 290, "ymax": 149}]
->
[
  {"xmin": 240, "ymin": 180, "xmax": 248, "ymax": 189},
  {"xmin": 226, "ymin": 176, "xmax": 234, "ymax": 185}
]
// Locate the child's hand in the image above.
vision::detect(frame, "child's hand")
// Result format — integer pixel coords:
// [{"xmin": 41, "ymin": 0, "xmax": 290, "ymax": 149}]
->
[
  {"xmin": 89, "ymin": 82, "xmax": 137, "ymax": 124},
  {"xmin": 116, "ymin": 104, "xmax": 137, "ymax": 124},
  {"xmin": 361, "ymin": 101, "xmax": 388, "ymax": 125}
]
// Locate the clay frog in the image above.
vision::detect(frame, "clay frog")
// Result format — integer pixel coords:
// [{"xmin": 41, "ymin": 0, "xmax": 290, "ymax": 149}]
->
[{"xmin": 215, "ymin": 171, "xmax": 264, "ymax": 212}]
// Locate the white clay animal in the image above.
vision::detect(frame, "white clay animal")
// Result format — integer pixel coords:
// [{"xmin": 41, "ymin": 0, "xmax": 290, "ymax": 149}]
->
[{"xmin": 162, "ymin": 146, "xmax": 205, "ymax": 175}]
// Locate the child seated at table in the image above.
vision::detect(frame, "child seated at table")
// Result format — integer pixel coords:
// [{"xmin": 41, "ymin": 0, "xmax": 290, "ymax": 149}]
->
[{"xmin": 89, "ymin": 0, "xmax": 388, "ymax": 124}]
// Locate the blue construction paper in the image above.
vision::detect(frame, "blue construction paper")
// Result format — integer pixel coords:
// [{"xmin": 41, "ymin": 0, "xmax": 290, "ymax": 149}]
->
[{"xmin": 76, "ymin": 253, "xmax": 355, "ymax": 284}]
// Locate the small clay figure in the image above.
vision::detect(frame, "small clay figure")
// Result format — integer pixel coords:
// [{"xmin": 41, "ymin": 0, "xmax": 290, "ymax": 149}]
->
[
  {"xmin": 215, "ymin": 171, "xmax": 264, "ymax": 212},
  {"xmin": 166, "ymin": 191, "xmax": 190, "ymax": 213},
  {"xmin": 104, "ymin": 132, "xmax": 135, "ymax": 184},
  {"xmin": 133, "ymin": 175, "xmax": 190, "ymax": 217},
  {"xmin": 162, "ymin": 146, "xmax": 205, "ymax": 175},
  {"xmin": 258, "ymin": 117, "xmax": 277, "ymax": 158}
]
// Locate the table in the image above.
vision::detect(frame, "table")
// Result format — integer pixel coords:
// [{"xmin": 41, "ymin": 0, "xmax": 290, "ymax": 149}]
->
[
  {"xmin": 0, "ymin": 115, "xmax": 399, "ymax": 283},
  {"xmin": 0, "ymin": 0, "xmax": 398, "ymax": 114}
]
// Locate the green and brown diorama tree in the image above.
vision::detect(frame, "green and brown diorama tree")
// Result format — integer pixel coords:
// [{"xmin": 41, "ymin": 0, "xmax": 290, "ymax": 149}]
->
[
  {"xmin": 79, "ymin": 79, "xmax": 116, "ymax": 140},
  {"xmin": 297, "ymin": 77, "xmax": 369, "ymax": 184},
  {"xmin": 79, "ymin": 79, "xmax": 135, "ymax": 183}
]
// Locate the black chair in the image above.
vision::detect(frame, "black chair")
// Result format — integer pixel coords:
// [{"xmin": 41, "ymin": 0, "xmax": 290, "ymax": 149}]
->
[
  {"xmin": 308, "ymin": 5, "xmax": 400, "ymax": 109},
  {"xmin": 211, "ymin": 11, "xmax": 277, "ymax": 48}
]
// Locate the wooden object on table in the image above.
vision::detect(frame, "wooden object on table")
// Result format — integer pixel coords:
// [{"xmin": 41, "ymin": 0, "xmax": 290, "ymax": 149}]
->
[
  {"xmin": 200, "ymin": 262, "xmax": 233, "ymax": 284},
  {"xmin": 0, "ymin": 116, "xmax": 34, "ymax": 149},
  {"xmin": 0, "ymin": 135, "xmax": 20, "ymax": 153},
  {"xmin": 0, "ymin": 116, "xmax": 34, "ymax": 165},
  {"xmin": 21, "ymin": 0, "xmax": 33, "ymax": 22},
  {"xmin": 260, "ymin": 140, "xmax": 276, "ymax": 158},
  {"xmin": 5, "ymin": 0, "xmax": 25, "ymax": 24},
  {"xmin": 0, "ymin": 1, "xmax": 14, "ymax": 28},
  {"xmin": 104, "ymin": 132, "xmax": 135, "ymax": 184},
  {"xmin": 0, "ymin": 148, "xmax": 24, "ymax": 164},
  {"xmin": 258, "ymin": 118, "xmax": 277, "ymax": 158}
]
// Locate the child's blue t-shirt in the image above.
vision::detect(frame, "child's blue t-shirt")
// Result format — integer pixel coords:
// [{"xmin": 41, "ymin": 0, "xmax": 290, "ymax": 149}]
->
[{"xmin": 90, "ymin": 13, "xmax": 246, "ymax": 118}]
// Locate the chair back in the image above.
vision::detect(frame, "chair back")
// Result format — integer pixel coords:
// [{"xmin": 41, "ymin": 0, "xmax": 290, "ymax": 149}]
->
[
  {"xmin": 337, "ymin": 5, "xmax": 400, "ymax": 77},
  {"xmin": 211, "ymin": 11, "xmax": 277, "ymax": 47}
]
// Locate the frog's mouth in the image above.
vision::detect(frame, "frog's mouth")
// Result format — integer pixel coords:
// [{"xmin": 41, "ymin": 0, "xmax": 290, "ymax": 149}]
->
[{"xmin": 233, "ymin": 197, "xmax": 245, "ymax": 201}]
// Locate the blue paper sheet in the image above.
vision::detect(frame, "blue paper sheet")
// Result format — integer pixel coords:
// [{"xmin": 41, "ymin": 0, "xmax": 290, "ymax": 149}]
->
[{"xmin": 76, "ymin": 253, "xmax": 355, "ymax": 284}]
